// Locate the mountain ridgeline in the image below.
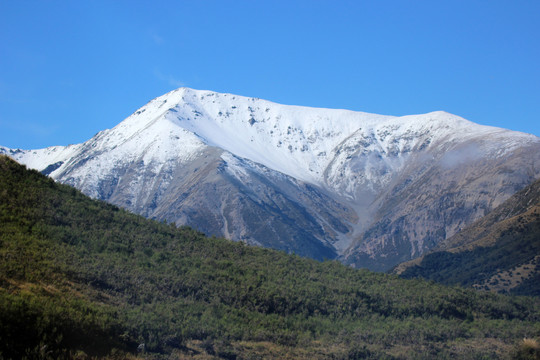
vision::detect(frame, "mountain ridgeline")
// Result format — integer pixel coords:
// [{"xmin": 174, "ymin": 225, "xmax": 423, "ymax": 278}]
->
[
  {"xmin": 2, "ymin": 87, "xmax": 540, "ymax": 271},
  {"xmin": 1, "ymin": 155, "xmax": 539, "ymax": 359}
]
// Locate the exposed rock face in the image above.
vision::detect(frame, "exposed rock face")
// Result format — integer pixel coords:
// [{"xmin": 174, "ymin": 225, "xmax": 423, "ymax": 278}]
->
[
  {"xmin": 342, "ymin": 141, "xmax": 540, "ymax": 271},
  {"xmin": 395, "ymin": 178, "xmax": 540, "ymax": 296},
  {"xmin": 2, "ymin": 88, "xmax": 540, "ymax": 269}
]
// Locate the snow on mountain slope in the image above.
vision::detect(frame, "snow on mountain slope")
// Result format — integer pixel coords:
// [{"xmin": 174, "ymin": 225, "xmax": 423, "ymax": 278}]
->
[
  {"xmin": 161, "ymin": 88, "xmax": 394, "ymax": 184},
  {"xmin": 4, "ymin": 87, "xmax": 537, "ymax": 190},
  {"xmin": 155, "ymin": 88, "xmax": 537, "ymax": 197},
  {"xmin": 0, "ymin": 145, "xmax": 83, "ymax": 175},
  {"xmin": 323, "ymin": 111, "xmax": 536, "ymax": 198},
  {"xmin": 2, "ymin": 87, "xmax": 540, "ymax": 270}
]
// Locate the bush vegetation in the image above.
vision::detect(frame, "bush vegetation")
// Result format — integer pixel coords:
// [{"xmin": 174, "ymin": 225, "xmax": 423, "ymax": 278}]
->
[{"xmin": 1, "ymin": 155, "xmax": 539, "ymax": 359}]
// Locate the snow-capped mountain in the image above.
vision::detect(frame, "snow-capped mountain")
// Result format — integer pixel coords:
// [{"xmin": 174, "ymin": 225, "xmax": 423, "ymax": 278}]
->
[{"xmin": 3, "ymin": 88, "xmax": 540, "ymax": 270}]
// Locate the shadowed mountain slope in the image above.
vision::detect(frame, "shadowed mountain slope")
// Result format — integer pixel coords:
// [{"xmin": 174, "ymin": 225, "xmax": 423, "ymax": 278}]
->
[{"xmin": 396, "ymin": 177, "xmax": 540, "ymax": 296}]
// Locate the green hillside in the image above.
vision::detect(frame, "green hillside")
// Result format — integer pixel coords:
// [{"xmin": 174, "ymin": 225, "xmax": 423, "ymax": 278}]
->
[
  {"xmin": 397, "ymin": 178, "xmax": 540, "ymax": 296},
  {"xmin": 0, "ymin": 155, "xmax": 539, "ymax": 359}
]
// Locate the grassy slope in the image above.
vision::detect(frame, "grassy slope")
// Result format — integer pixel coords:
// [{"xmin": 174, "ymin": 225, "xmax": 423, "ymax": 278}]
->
[
  {"xmin": 0, "ymin": 155, "xmax": 539, "ymax": 359},
  {"xmin": 397, "ymin": 178, "xmax": 540, "ymax": 296}
]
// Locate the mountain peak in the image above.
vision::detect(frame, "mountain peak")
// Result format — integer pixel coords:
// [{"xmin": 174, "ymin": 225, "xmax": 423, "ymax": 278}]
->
[{"xmin": 3, "ymin": 88, "xmax": 540, "ymax": 270}]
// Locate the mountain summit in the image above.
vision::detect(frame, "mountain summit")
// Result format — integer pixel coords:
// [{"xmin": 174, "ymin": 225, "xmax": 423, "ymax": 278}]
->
[{"xmin": 3, "ymin": 87, "xmax": 540, "ymax": 270}]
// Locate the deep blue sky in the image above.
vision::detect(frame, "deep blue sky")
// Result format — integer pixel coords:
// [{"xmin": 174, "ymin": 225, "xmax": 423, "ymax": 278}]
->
[{"xmin": 1, "ymin": 1, "xmax": 539, "ymax": 149}]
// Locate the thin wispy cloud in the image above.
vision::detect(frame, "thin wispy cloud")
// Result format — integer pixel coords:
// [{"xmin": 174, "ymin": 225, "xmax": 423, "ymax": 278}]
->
[
  {"xmin": 146, "ymin": 29, "xmax": 165, "ymax": 46},
  {"xmin": 153, "ymin": 69, "xmax": 185, "ymax": 88},
  {"xmin": 152, "ymin": 34, "xmax": 164, "ymax": 45}
]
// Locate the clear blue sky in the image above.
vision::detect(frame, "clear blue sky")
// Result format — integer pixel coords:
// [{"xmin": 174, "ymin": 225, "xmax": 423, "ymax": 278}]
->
[{"xmin": 1, "ymin": 0, "xmax": 539, "ymax": 149}]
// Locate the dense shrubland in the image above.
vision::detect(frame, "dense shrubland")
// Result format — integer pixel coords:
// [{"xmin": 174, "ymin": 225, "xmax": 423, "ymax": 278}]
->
[{"xmin": 0, "ymin": 155, "xmax": 539, "ymax": 359}]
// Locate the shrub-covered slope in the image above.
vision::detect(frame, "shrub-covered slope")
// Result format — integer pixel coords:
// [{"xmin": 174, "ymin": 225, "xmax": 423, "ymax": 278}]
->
[
  {"xmin": 0, "ymin": 155, "xmax": 539, "ymax": 359},
  {"xmin": 396, "ymin": 177, "xmax": 540, "ymax": 296}
]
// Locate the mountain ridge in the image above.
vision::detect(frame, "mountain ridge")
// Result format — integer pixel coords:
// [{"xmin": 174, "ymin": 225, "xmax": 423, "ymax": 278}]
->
[{"xmin": 2, "ymin": 87, "xmax": 540, "ymax": 270}]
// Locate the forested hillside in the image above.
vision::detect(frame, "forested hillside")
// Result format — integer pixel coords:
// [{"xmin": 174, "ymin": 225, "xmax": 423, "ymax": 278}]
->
[{"xmin": 0, "ymin": 155, "xmax": 539, "ymax": 359}]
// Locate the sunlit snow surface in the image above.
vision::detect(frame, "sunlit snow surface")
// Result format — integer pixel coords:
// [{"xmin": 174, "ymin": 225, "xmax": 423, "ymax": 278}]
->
[
  {"xmin": 3, "ymin": 87, "xmax": 539, "ymax": 194},
  {"xmin": 83, "ymin": 88, "xmax": 538, "ymax": 186}
]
